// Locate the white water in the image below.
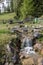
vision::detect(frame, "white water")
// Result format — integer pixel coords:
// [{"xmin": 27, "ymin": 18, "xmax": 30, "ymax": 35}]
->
[{"xmin": 21, "ymin": 37, "xmax": 32, "ymax": 49}]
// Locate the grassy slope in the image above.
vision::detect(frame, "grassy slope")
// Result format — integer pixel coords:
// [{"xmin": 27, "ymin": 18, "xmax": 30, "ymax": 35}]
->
[{"xmin": 0, "ymin": 12, "xmax": 16, "ymax": 20}]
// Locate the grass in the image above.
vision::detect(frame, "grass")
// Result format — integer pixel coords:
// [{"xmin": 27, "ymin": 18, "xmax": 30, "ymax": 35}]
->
[
  {"xmin": 0, "ymin": 12, "xmax": 16, "ymax": 20},
  {"xmin": 0, "ymin": 34, "xmax": 16, "ymax": 45},
  {"xmin": 0, "ymin": 24, "xmax": 17, "ymax": 45},
  {"xmin": 0, "ymin": 34, "xmax": 11, "ymax": 45},
  {"xmin": 0, "ymin": 29, "xmax": 10, "ymax": 34}
]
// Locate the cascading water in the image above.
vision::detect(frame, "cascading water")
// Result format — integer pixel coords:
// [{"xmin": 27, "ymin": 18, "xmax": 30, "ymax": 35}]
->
[{"xmin": 21, "ymin": 37, "xmax": 32, "ymax": 49}]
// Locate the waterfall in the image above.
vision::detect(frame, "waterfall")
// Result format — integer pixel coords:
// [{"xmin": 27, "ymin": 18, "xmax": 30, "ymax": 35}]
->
[{"xmin": 21, "ymin": 37, "xmax": 32, "ymax": 49}]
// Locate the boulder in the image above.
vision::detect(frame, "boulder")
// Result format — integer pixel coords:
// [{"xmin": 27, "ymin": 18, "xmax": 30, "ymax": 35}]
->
[{"xmin": 21, "ymin": 57, "xmax": 34, "ymax": 65}]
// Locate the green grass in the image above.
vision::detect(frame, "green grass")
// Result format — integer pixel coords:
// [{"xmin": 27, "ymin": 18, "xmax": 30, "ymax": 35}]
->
[
  {"xmin": 0, "ymin": 12, "xmax": 16, "ymax": 20},
  {"xmin": 0, "ymin": 29, "xmax": 10, "ymax": 34}
]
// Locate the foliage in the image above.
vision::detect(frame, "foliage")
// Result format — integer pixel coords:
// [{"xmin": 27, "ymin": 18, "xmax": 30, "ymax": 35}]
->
[
  {"xmin": 20, "ymin": 0, "xmax": 35, "ymax": 19},
  {"xmin": 12, "ymin": 0, "xmax": 43, "ymax": 19},
  {"xmin": 33, "ymin": 0, "xmax": 43, "ymax": 17}
]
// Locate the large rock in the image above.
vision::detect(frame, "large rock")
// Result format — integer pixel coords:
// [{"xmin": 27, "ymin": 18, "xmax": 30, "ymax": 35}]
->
[{"xmin": 21, "ymin": 57, "xmax": 34, "ymax": 65}]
